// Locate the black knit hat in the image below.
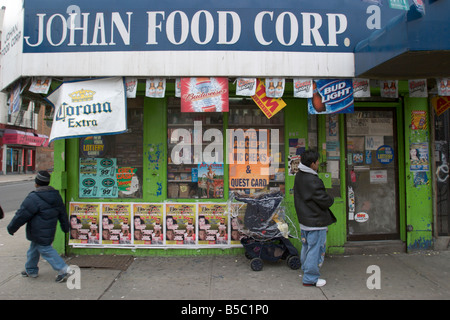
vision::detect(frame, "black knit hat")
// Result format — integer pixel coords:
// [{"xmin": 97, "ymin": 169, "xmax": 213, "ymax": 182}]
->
[{"xmin": 35, "ymin": 171, "xmax": 51, "ymax": 186}]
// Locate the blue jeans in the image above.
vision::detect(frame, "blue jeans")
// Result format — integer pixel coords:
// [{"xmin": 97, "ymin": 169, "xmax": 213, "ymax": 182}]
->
[
  {"xmin": 25, "ymin": 242, "xmax": 69, "ymax": 276},
  {"xmin": 300, "ymin": 229, "xmax": 327, "ymax": 284}
]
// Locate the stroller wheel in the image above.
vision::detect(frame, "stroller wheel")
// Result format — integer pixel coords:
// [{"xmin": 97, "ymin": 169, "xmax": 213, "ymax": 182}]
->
[
  {"xmin": 250, "ymin": 258, "xmax": 263, "ymax": 271},
  {"xmin": 287, "ymin": 255, "xmax": 301, "ymax": 270}
]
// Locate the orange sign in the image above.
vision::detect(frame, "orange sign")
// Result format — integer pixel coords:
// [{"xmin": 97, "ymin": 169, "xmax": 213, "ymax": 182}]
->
[
  {"xmin": 432, "ymin": 96, "xmax": 450, "ymax": 116},
  {"xmin": 252, "ymin": 79, "xmax": 286, "ymax": 119}
]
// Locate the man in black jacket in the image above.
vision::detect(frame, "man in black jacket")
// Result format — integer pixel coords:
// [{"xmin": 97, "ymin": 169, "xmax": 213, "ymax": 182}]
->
[
  {"xmin": 7, "ymin": 171, "xmax": 73, "ymax": 282},
  {"xmin": 294, "ymin": 149, "xmax": 336, "ymax": 287}
]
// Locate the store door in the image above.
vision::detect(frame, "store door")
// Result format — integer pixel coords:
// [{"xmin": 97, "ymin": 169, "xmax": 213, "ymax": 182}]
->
[{"xmin": 345, "ymin": 109, "xmax": 399, "ymax": 240}]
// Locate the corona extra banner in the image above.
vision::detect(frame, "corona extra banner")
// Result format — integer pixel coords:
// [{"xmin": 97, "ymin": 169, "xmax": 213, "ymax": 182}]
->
[{"xmin": 46, "ymin": 77, "xmax": 127, "ymax": 143}]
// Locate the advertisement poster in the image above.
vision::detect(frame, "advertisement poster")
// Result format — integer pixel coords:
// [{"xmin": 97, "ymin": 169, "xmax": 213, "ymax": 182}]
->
[
  {"xmin": 293, "ymin": 78, "xmax": 313, "ymax": 98},
  {"xmin": 101, "ymin": 203, "xmax": 132, "ymax": 245},
  {"xmin": 79, "ymin": 158, "xmax": 118, "ymax": 198},
  {"xmin": 411, "ymin": 110, "xmax": 427, "ymax": 130},
  {"xmin": 69, "ymin": 202, "xmax": 101, "ymax": 245},
  {"xmin": 46, "ymin": 77, "xmax": 127, "ymax": 143},
  {"xmin": 308, "ymin": 79, "xmax": 354, "ymax": 114},
  {"xmin": 145, "ymin": 78, "xmax": 166, "ymax": 98},
  {"xmin": 235, "ymin": 78, "xmax": 257, "ymax": 96},
  {"xmin": 265, "ymin": 78, "xmax": 285, "ymax": 98},
  {"xmin": 410, "ymin": 142, "xmax": 429, "ymax": 171},
  {"xmin": 180, "ymin": 77, "xmax": 229, "ymax": 112},
  {"xmin": 252, "ymin": 79, "xmax": 286, "ymax": 119},
  {"xmin": 408, "ymin": 79, "xmax": 428, "ymax": 98},
  {"xmin": 29, "ymin": 77, "xmax": 52, "ymax": 94},
  {"xmin": 79, "ymin": 136, "xmax": 107, "ymax": 158},
  {"xmin": 229, "ymin": 129, "xmax": 270, "ymax": 189},
  {"xmin": 133, "ymin": 203, "xmax": 164, "ymax": 245},
  {"xmin": 353, "ymin": 78, "xmax": 371, "ymax": 98},
  {"xmin": 165, "ymin": 203, "xmax": 197, "ymax": 245},
  {"xmin": 197, "ymin": 163, "xmax": 224, "ymax": 198},
  {"xmin": 376, "ymin": 145, "xmax": 394, "ymax": 164},
  {"xmin": 197, "ymin": 203, "xmax": 228, "ymax": 245},
  {"xmin": 437, "ymin": 78, "xmax": 450, "ymax": 96},
  {"xmin": 116, "ymin": 167, "xmax": 140, "ymax": 197},
  {"xmin": 229, "ymin": 203, "xmax": 246, "ymax": 245},
  {"xmin": 380, "ymin": 80, "xmax": 398, "ymax": 98}
]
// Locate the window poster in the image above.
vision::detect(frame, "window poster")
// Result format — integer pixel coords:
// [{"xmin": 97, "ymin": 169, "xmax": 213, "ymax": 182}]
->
[
  {"xmin": 165, "ymin": 203, "xmax": 197, "ymax": 245},
  {"xmin": 133, "ymin": 203, "xmax": 164, "ymax": 245},
  {"xmin": 229, "ymin": 202, "xmax": 247, "ymax": 246},
  {"xmin": 101, "ymin": 203, "xmax": 132, "ymax": 245},
  {"xmin": 79, "ymin": 158, "xmax": 118, "ymax": 198},
  {"xmin": 197, "ymin": 203, "xmax": 228, "ymax": 245},
  {"xmin": 69, "ymin": 202, "xmax": 101, "ymax": 245}
]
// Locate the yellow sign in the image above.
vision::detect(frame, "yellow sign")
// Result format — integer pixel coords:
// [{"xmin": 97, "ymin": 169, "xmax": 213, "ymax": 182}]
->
[{"xmin": 252, "ymin": 79, "xmax": 286, "ymax": 119}]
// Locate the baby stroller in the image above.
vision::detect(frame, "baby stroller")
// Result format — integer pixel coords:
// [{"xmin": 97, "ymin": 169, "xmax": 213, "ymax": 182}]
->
[{"xmin": 233, "ymin": 192, "xmax": 301, "ymax": 271}]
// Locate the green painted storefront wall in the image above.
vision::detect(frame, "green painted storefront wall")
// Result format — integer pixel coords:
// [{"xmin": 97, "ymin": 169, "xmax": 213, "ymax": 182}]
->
[{"xmin": 52, "ymin": 81, "xmax": 433, "ymax": 256}]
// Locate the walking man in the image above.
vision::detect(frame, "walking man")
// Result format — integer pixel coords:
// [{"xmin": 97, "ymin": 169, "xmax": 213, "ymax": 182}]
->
[
  {"xmin": 294, "ymin": 149, "xmax": 336, "ymax": 287},
  {"xmin": 7, "ymin": 171, "xmax": 73, "ymax": 282}
]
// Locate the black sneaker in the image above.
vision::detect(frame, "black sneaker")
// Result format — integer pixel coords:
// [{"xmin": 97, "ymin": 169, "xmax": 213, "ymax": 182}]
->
[
  {"xmin": 55, "ymin": 267, "xmax": 75, "ymax": 283},
  {"xmin": 21, "ymin": 270, "xmax": 38, "ymax": 278}
]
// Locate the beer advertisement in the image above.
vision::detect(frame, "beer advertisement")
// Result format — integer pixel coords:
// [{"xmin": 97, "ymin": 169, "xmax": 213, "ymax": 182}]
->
[
  {"xmin": 308, "ymin": 79, "xmax": 354, "ymax": 114},
  {"xmin": 180, "ymin": 77, "xmax": 229, "ymax": 112}
]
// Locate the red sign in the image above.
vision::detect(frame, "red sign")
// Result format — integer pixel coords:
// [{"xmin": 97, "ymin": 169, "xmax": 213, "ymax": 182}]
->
[
  {"xmin": 180, "ymin": 77, "xmax": 229, "ymax": 112},
  {"xmin": 2, "ymin": 129, "xmax": 49, "ymax": 147}
]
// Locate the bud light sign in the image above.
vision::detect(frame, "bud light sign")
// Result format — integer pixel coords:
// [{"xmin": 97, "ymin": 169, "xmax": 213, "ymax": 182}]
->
[{"xmin": 308, "ymin": 79, "xmax": 354, "ymax": 114}]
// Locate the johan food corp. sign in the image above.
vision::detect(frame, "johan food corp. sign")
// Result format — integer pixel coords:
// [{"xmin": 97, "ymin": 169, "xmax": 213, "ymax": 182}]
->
[
  {"xmin": 46, "ymin": 77, "xmax": 127, "ymax": 143},
  {"xmin": 1, "ymin": 0, "xmax": 400, "ymax": 89}
]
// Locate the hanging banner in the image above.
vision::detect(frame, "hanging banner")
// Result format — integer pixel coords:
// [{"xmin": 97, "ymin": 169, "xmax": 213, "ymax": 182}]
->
[
  {"xmin": 308, "ymin": 79, "xmax": 354, "ymax": 114},
  {"xmin": 236, "ymin": 78, "xmax": 257, "ymax": 96},
  {"xmin": 180, "ymin": 77, "xmax": 229, "ymax": 112},
  {"xmin": 145, "ymin": 78, "xmax": 166, "ymax": 98},
  {"xmin": 46, "ymin": 77, "xmax": 127, "ymax": 143},
  {"xmin": 265, "ymin": 78, "xmax": 285, "ymax": 98},
  {"xmin": 408, "ymin": 79, "xmax": 428, "ymax": 98},
  {"xmin": 380, "ymin": 80, "xmax": 398, "ymax": 98},
  {"xmin": 125, "ymin": 77, "xmax": 138, "ymax": 98},
  {"xmin": 293, "ymin": 78, "xmax": 313, "ymax": 98},
  {"xmin": 437, "ymin": 78, "xmax": 450, "ymax": 96},
  {"xmin": 252, "ymin": 79, "xmax": 286, "ymax": 119},
  {"xmin": 29, "ymin": 77, "xmax": 52, "ymax": 94},
  {"xmin": 9, "ymin": 82, "xmax": 21, "ymax": 114},
  {"xmin": 353, "ymin": 78, "xmax": 371, "ymax": 98},
  {"xmin": 175, "ymin": 78, "xmax": 182, "ymax": 97}
]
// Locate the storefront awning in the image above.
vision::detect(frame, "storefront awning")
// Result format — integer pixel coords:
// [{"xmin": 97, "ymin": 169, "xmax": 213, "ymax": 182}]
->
[
  {"xmin": 354, "ymin": 0, "xmax": 450, "ymax": 79},
  {"xmin": 2, "ymin": 129, "xmax": 49, "ymax": 147}
]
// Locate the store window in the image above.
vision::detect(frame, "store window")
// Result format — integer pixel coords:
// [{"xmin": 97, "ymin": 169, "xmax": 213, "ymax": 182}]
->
[
  {"xmin": 325, "ymin": 114, "xmax": 341, "ymax": 198},
  {"xmin": 167, "ymin": 98, "xmax": 224, "ymax": 199},
  {"xmin": 78, "ymin": 98, "xmax": 144, "ymax": 199},
  {"xmin": 228, "ymin": 98, "xmax": 285, "ymax": 195}
]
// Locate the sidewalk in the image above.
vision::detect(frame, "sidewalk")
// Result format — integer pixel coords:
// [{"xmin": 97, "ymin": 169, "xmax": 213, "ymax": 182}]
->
[
  {"xmin": 0, "ymin": 221, "xmax": 449, "ymax": 301},
  {"xmin": 0, "ymin": 173, "xmax": 35, "ymax": 185},
  {"xmin": 1, "ymin": 173, "xmax": 449, "ymax": 301}
]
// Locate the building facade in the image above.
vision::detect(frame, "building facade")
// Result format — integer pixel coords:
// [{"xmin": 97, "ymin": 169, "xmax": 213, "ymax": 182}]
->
[{"xmin": 1, "ymin": 0, "xmax": 449, "ymax": 256}]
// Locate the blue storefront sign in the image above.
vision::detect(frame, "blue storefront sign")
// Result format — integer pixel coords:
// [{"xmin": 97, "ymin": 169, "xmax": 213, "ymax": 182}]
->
[{"xmin": 22, "ymin": 0, "xmax": 400, "ymax": 54}]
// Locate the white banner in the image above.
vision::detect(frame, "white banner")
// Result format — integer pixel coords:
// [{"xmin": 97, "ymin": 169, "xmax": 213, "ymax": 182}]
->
[
  {"xmin": 46, "ymin": 77, "xmax": 127, "ymax": 143},
  {"xmin": 293, "ymin": 78, "xmax": 313, "ymax": 98}
]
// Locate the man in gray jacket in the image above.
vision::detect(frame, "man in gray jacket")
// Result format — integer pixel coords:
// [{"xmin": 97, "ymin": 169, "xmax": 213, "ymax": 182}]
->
[
  {"xmin": 7, "ymin": 171, "xmax": 73, "ymax": 282},
  {"xmin": 294, "ymin": 149, "xmax": 336, "ymax": 287}
]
